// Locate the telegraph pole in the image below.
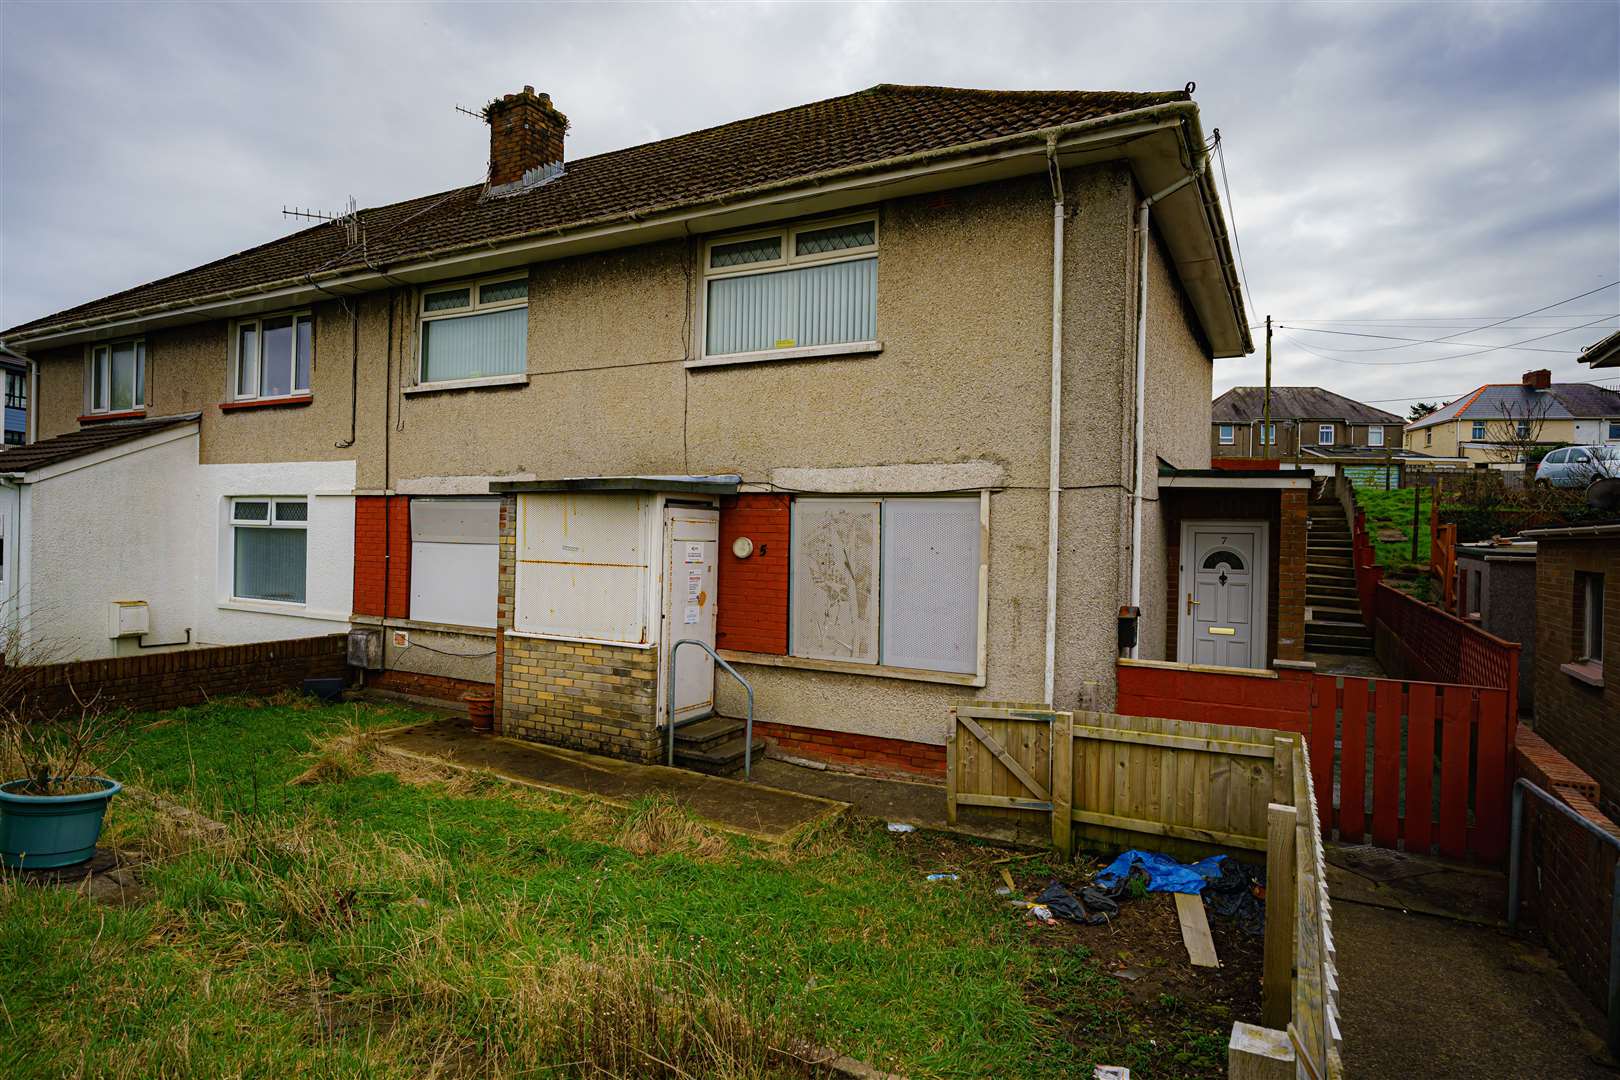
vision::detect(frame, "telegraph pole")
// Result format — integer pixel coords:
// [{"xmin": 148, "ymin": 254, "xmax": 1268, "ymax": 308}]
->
[{"xmin": 1263, "ymin": 316, "xmax": 1273, "ymax": 460}]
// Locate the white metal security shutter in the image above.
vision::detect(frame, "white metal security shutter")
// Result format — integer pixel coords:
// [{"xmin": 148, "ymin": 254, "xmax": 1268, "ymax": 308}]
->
[
  {"xmin": 790, "ymin": 498, "xmax": 880, "ymax": 663},
  {"xmin": 515, "ymin": 493, "xmax": 650, "ymax": 643},
  {"xmin": 410, "ymin": 498, "xmax": 501, "ymax": 628},
  {"xmin": 880, "ymin": 498, "xmax": 981, "ymax": 673}
]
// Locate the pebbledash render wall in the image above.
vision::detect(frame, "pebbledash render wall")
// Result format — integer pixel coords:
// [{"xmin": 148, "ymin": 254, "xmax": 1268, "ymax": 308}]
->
[{"xmin": 28, "ymin": 164, "xmax": 1214, "ymax": 762}]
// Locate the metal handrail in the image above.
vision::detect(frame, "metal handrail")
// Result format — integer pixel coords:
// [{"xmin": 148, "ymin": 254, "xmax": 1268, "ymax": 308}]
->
[
  {"xmin": 665, "ymin": 638, "xmax": 755, "ymax": 780},
  {"xmin": 1508, "ymin": 778, "xmax": 1620, "ymax": 1057}
]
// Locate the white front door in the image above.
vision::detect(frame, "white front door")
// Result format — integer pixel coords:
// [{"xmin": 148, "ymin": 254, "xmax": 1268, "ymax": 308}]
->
[
  {"xmin": 661, "ymin": 506, "xmax": 719, "ymax": 724},
  {"xmin": 1178, "ymin": 522, "xmax": 1266, "ymax": 669}
]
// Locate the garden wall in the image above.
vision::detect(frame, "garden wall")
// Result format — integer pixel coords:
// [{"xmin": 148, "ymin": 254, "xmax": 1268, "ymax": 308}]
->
[{"xmin": 6, "ymin": 635, "xmax": 348, "ymax": 716}]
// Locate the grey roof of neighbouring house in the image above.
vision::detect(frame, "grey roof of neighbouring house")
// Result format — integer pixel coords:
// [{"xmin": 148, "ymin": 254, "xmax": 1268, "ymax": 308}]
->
[
  {"xmin": 1210, "ymin": 386, "xmax": 1403, "ymax": 425},
  {"xmin": 0, "ymin": 413, "xmax": 199, "ymax": 476},
  {"xmin": 1405, "ymin": 382, "xmax": 1620, "ymax": 431}
]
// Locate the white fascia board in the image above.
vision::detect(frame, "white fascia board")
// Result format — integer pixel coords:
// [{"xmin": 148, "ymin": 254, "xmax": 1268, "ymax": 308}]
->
[
  {"xmin": 11, "ymin": 104, "xmax": 1248, "ymax": 358},
  {"xmin": 21, "ymin": 424, "xmax": 199, "ymax": 485}
]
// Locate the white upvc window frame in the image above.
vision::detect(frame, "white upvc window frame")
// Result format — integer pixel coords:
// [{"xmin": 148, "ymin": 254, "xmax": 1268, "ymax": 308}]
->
[
  {"xmin": 230, "ymin": 311, "xmax": 314, "ymax": 403},
  {"xmin": 86, "ymin": 339, "xmax": 146, "ymax": 415},
  {"xmin": 415, "ymin": 272, "xmax": 530, "ymax": 388},
  {"xmin": 694, "ymin": 212, "xmax": 881, "ymax": 368},
  {"xmin": 1218, "ymin": 424, "xmax": 1235, "ymax": 445},
  {"xmin": 1471, "ymin": 420, "xmax": 1487, "ymax": 440},
  {"xmin": 1258, "ymin": 422, "xmax": 1278, "ymax": 446},
  {"xmin": 229, "ymin": 497, "xmax": 309, "ymax": 606},
  {"xmin": 1318, "ymin": 424, "xmax": 1335, "ymax": 446},
  {"xmin": 1367, "ymin": 425, "xmax": 1384, "ymax": 447},
  {"xmin": 1607, "ymin": 419, "xmax": 1620, "ymax": 442},
  {"xmin": 1579, "ymin": 572, "xmax": 1605, "ymax": 666}
]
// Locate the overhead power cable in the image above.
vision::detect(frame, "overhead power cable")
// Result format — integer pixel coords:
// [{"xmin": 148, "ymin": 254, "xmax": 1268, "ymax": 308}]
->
[
  {"xmin": 1276, "ymin": 313, "xmax": 1617, "ymax": 367},
  {"xmin": 1277, "ymin": 325, "xmax": 1586, "ymax": 354}
]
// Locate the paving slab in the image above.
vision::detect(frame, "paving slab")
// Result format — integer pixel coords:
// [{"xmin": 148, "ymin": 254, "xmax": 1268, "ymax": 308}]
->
[
  {"xmin": 752, "ymin": 758, "xmax": 949, "ymax": 831},
  {"xmin": 381, "ymin": 719, "xmax": 846, "ymax": 842}
]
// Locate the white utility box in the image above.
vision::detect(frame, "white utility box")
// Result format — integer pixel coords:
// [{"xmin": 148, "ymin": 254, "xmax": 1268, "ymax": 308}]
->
[{"xmin": 107, "ymin": 600, "xmax": 150, "ymax": 639}]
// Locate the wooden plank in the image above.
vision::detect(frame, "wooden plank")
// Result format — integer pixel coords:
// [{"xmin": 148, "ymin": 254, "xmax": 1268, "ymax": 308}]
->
[
  {"xmin": 1070, "ymin": 723, "xmax": 1275, "ymax": 758},
  {"xmin": 1228, "ymin": 1022, "xmax": 1296, "ymax": 1080},
  {"xmin": 945, "ymin": 715, "xmax": 959, "ymax": 827},
  {"xmin": 1272, "ymin": 736, "xmax": 1295, "ymax": 807},
  {"xmin": 1051, "ymin": 709, "xmax": 1074, "ymax": 860},
  {"xmin": 954, "ymin": 792, "xmax": 1052, "ymax": 812},
  {"xmin": 1308, "ymin": 679, "xmax": 1337, "ymax": 836},
  {"xmin": 1263, "ymin": 803, "xmax": 1298, "ymax": 1028},
  {"xmin": 1403, "ymin": 683, "xmax": 1436, "ymax": 855},
  {"xmin": 1438, "ymin": 688, "xmax": 1470, "ymax": 859},
  {"xmin": 1472, "ymin": 689, "xmax": 1510, "ymax": 861},
  {"xmin": 957, "ymin": 713, "xmax": 1051, "ymax": 801},
  {"xmin": 1371, "ymin": 680, "xmax": 1402, "ymax": 849},
  {"xmin": 1339, "ymin": 679, "xmax": 1370, "ymax": 844},
  {"xmin": 1175, "ymin": 891, "xmax": 1220, "ymax": 968},
  {"xmin": 1070, "ymin": 808, "xmax": 1267, "ymax": 852}
]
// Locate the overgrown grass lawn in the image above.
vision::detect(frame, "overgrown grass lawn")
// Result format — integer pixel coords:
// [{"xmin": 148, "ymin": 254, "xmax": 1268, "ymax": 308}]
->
[
  {"xmin": 1, "ymin": 699, "xmax": 1230, "ymax": 1078},
  {"xmin": 1353, "ymin": 486, "xmax": 1432, "ymax": 576}
]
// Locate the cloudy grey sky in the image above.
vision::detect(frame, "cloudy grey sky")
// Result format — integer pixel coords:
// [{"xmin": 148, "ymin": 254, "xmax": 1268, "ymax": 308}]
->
[{"xmin": 3, "ymin": 1, "xmax": 1616, "ymax": 412}]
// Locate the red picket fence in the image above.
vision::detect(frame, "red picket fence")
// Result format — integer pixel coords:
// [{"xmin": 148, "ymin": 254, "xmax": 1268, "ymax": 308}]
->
[
  {"xmin": 1373, "ymin": 582, "xmax": 1520, "ymax": 718},
  {"xmin": 1117, "ymin": 660, "xmax": 1515, "ymax": 863},
  {"xmin": 1429, "ymin": 489, "xmax": 1459, "ymax": 609}
]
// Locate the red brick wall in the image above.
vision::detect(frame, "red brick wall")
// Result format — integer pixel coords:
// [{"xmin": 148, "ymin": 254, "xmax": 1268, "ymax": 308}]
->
[
  {"xmin": 7, "ymin": 636, "xmax": 348, "ymax": 717},
  {"xmin": 353, "ymin": 496, "xmax": 411, "ymax": 619},
  {"xmin": 716, "ymin": 494, "xmax": 790, "ymax": 655},
  {"xmin": 1513, "ymin": 726, "xmax": 1620, "ymax": 1013},
  {"xmin": 1277, "ymin": 489, "xmax": 1308, "ymax": 660},
  {"xmin": 1116, "ymin": 661, "xmax": 1314, "ymax": 732},
  {"xmin": 1530, "ymin": 536, "xmax": 1620, "ymax": 812},
  {"xmin": 756, "ymin": 720, "xmax": 945, "ymax": 780},
  {"xmin": 367, "ymin": 669, "xmax": 492, "ymax": 703}
]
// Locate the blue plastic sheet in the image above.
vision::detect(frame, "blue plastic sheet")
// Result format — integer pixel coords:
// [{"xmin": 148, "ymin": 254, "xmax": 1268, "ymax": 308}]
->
[{"xmin": 1093, "ymin": 849, "xmax": 1227, "ymax": 895}]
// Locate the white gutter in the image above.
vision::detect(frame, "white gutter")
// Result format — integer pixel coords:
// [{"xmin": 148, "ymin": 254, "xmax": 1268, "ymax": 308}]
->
[
  {"xmin": 1042, "ymin": 137, "xmax": 1065, "ymax": 707},
  {"xmin": 1127, "ymin": 167, "xmax": 1201, "ymax": 659}
]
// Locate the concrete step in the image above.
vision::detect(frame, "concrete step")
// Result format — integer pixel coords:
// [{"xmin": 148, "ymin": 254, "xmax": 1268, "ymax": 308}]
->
[
  {"xmin": 1307, "ymin": 604, "xmax": 1365, "ymax": 622},
  {"xmin": 674, "ymin": 734, "xmax": 766, "ymax": 777},
  {"xmin": 673, "ymin": 715, "xmax": 750, "ymax": 753},
  {"xmin": 1307, "ymin": 592, "xmax": 1359, "ymax": 607}
]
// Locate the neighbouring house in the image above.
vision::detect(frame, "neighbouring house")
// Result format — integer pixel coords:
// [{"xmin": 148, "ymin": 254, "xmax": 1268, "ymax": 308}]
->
[
  {"xmin": 1403, "ymin": 370, "xmax": 1620, "ymax": 463},
  {"xmin": 1519, "ymin": 523, "xmax": 1618, "ymax": 811},
  {"xmin": 1211, "ymin": 386, "xmax": 1404, "ymax": 459},
  {"xmin": 1455, "ymin": 537, "xmax": 1537, "ymax": 714},
  {"xmin": 0, "ymin": 83, "xmax": 1254, "ymax": 777},
  {"xmin": 0, "ymin": 343, "xmax": 32, "ymax": 447}
]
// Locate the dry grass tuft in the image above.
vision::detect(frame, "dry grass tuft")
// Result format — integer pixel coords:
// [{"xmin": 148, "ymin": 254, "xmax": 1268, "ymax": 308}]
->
[
  {"xmin": 611, "ymin": 793, "xmax": 732, "ymax": 862},
  {"xmin": 287, "ymin": 720, "xmax": 385, "ymax": 786}
]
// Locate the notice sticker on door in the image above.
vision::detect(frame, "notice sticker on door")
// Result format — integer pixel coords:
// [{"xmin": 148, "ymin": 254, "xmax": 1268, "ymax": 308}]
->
[
  {"xmin": 684, "ymin": 605, "xmax": 700, "ymax": 625},
  {"xmin": 687, "ymin": 572, "xmax": 702, "ymax": 601},
  {"xmin": 684, "ymin": 542, "xmax": 704, "ymax": 564}
]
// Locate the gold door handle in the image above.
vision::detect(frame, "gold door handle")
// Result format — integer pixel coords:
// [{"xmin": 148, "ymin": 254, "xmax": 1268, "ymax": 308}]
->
[{"xmin": 1186, "ymin": 594, "xmax": 1200, "ymax": 615}]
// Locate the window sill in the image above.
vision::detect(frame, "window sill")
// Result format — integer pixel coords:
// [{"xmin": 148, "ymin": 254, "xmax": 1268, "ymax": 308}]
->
[
  {"xmin": 219, "ymin": 395, "xmax": 313, "ymax": 413},
  {"xmin": 717, "ymin": 648, "xmax": 984, "ymax": 687},
  {"xmin": 79, "ymin": 410, "xmax": 146, "ymax": 424},
  {"xmin": 505, "ymin": 628, "xmax": 654, "ymax": 650},
  {"xmin": 1561, "ymin": 660, "xmax": 1605, "ymax": 688},
  {"xmin": 352, "ymin": 614, "xmax": 497, "ymax": 638},
  {"xmin": 685, "ymin": 341, "xmax": 883, "ymax": 370},
  {"xmin": 218, "ymin": 599, "xmax": 348, "ymax": 622},
  {"xmin": 403, "ymin": 373, "xmax": 530, "ymax": 396}
]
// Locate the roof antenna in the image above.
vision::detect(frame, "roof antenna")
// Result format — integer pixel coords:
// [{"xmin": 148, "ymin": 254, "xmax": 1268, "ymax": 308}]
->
[
  {"xmin": 454, "ymin": 104, "xmax": 484, "ymax": 121},
  {"xmin": 281, "ymin": 195, "xmax": 360, "ymax": 247}
]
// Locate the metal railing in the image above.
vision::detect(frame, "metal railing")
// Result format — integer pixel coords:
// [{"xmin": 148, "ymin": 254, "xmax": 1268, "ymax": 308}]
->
[
  {"xmin": 665, "ymin": 638, "xmax": 755, "ymax": 780},
  {"xmin": 1508, "ymin": 778, "xmax": 1620, "ymax": 1057}
]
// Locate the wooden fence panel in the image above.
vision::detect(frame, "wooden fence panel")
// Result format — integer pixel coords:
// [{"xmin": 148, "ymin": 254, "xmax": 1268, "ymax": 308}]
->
[
  {"xmin": 1371, "ymin": 680, "xmax": 1402, "ymax": 849},
  {"xmin": 1339, "ymin": 679, "xmax": 1370, "ymax": 844},
  {"xmin": 1404, "ymin": 684, "xmax": 1437, "ymax": 855},
  {"xmin": 1438, "ymin": 690, "xmax": 1471, "ymax": 858}
]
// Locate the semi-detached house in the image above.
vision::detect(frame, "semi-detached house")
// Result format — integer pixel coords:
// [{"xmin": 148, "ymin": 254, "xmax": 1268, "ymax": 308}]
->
[{"xmin": 0, "ymin": 83, "xmax": 1253, "ymax": 777}]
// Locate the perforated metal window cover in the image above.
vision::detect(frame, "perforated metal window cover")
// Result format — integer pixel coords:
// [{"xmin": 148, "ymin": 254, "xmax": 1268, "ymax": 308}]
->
[
  {"xmin": 879, "ymin": 498, "xmax": 980, "ymax": 674},
  {"xmin": 410, "ymin": 497, "xmax": 500, "ymax": 544},
  {"xmin": 790, "ymin": 498, "xmax": 880, "ymax": 664}
]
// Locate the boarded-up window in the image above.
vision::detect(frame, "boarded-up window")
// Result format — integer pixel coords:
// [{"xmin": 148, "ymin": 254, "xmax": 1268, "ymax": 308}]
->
[
  {"xmin": 880, "ymin": 499, "xmax": 982, "ymax": 674},
  {"xmin": 410, "ymin": 498, "xmax": 500, "ymax": 628},
  {"xmin": 514, "ymin": 493, "xmax": 650, "ymax": 644},
  {"xmin": 790, "ymin": 499, "xmax": 880, "ymax": 663}
]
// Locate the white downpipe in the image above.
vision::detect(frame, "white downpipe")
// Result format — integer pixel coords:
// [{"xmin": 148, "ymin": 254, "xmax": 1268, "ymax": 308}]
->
[
  {"xmin": 1128, "ymin": 169, "xmax": 1201, "ymax": 659},
  {"xmin": 1042, "ymin": 139, "xmax": 1064, "ymax": 707}
]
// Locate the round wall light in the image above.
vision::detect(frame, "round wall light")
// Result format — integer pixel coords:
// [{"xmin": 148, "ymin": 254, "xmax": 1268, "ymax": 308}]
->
[{"xmin": 731, "ymin": 536, "xmax": 755, "ymax": 559}]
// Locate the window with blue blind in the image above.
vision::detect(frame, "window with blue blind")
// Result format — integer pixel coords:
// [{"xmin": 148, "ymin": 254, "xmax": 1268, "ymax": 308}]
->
[
  {"xmin": 231, "ymin": 499, "xmax": 308, "ymax": 604},
  {"xmin": 419, "ymin": 276, "xmax": 529, "ymax": 383},
  {"xmin": 702, "ymin": 217, "xmax": 878, "ymax": 361}
]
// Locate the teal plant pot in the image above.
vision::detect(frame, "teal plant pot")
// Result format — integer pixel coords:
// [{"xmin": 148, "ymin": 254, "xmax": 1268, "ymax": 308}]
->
[{"xmin": 0, "ymin": 777, "xmax": 122, "ymax": 869}]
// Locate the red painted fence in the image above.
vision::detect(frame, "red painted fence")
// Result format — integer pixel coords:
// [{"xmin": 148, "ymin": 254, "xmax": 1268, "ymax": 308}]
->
[
  {"xmin": 1118, "ymin": 660, "xmax": 1515, "ymax": 863},
  {"xmin": 1372, "ymin": 582, "xmax": 1521, "ymax": 719}
]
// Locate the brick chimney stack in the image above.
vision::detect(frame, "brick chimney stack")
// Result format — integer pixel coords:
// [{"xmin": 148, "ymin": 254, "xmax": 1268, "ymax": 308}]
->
[
  {"xmin": 483, "ymin": 86, "xmax": 568, "ymax": 190},
  {"xmin": 1522, "ymin": 369, "xmax": 1552, "ymax": 390}
]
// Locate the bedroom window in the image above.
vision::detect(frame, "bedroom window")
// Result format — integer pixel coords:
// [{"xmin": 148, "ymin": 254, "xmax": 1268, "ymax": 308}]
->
[
  {"xmin": 1318, "ymin": 424, "xmax": 1335, "ymax": 446},
  {"xmin": 232, "ymin": 313, "xmax": 313, "ymax": 401},
  {"xmin": 1368, "ymin": 425, "xmax": 1384, "ymax": 447},
  {"xmin": 87, "ymin": 340, "xmax": 145, "ymax": 414},
  {"xmin": 699, "ymin": 215, "xmax": 878, "ymax": 365},
  {"xmin": 1218, "ymin": 424, "xmax": 1235, "ymax": 445},
  {"xmin": 418, "ymin": 276, "xmax": 529, "ymax": 384},
  {"xmin": 231, "ymin": 498, "xmax": 308, "ymax": 604}
]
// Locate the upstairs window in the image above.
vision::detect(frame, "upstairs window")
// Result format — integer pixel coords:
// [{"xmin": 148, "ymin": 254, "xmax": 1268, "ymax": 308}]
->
[
  {"xmin": 1368, "ymin": 425, "xmax": 1384, "ymax": 447},
  {"xmin": 233, "ymin": 313, "xmax": 313, "ymax": 401},
  {"xmin": 1318, "ymin": 424, "xmax": 1335, "ymax": 446},
  {"xmin": 1218, "ymin": 424, "xmax": 1235, "ymax": 445},
  {"xmin": 1608, "ymin": 419, "xmax": 1620, "ymax": 441},
  {"xmin": 231, "ymin": 498, "xmax": 308, "ymax": 604},
  {"xmin": 701, "ymin": 216, "xmax": 878, "ymax": 362},
  {"xmin": 5, "ymin": 370, "xmax": 27, "ymax": 411},
  {"xmin": 1471, "ymin": 421, "xmax": 1487, "ymax": 440},
  {"xmin": 419, "ymin": 276, "xmax": 528, "ymax": 384},
  {"xmin": 87, "ymin": 340, "xmax": 145, "ymax": 414},
  {"xmin": 1259, "ymin": 423, "xmax": 1278, "ymax": 446}
]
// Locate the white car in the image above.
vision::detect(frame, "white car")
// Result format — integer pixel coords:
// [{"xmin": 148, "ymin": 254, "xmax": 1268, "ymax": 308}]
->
[{"xmin": 1535, "ymin": 445, "xmax": 1620, "ymax": 488}]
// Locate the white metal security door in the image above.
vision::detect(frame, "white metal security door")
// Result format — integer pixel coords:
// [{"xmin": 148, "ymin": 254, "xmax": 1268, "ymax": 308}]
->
[{"xmin": 662, "ymin": 507, "xmax": 719, "ymax": 723}]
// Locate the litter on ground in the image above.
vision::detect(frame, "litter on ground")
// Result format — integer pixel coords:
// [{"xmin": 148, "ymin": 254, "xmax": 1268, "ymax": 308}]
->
[{"xmin": 1094, "ymin": 848, "xmax": 1227, "ymax": 895}]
